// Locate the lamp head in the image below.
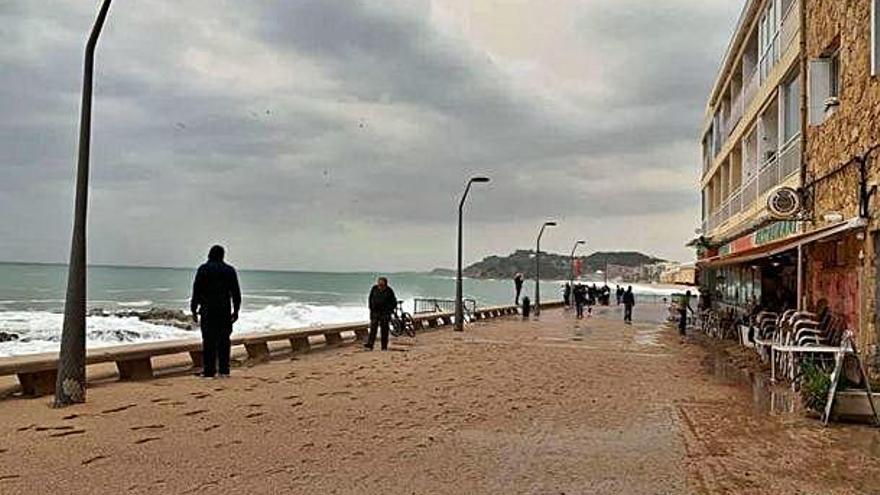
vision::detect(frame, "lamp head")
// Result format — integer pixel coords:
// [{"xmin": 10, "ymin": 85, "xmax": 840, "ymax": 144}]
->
[
  {"xmin": 576, "ymin": 240, "xmax": 586, "ymax": 245},
  {"xmin": 471, "ymin": 177, "xmax": 490, "ymax": 183},
  {"xmin": 544, "ymin": 221, "xmax": 557, "ymax": 227}
]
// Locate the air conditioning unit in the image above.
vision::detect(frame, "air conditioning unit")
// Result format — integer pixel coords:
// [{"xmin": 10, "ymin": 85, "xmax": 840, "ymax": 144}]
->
[{"xmin": 767, "ymin": 186, "xmax": 803, "ymax": 219}]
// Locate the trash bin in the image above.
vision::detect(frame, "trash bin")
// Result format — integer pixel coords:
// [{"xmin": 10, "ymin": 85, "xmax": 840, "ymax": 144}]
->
[{"xmin": 521, "ymin": 296, "xmax": 531, "ymax": 319}]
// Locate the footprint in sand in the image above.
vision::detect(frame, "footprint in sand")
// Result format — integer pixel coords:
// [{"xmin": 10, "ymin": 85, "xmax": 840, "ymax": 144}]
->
[
  {"xmin": 245, "ymin": 412, "xmax": 265, "ymax": 419},
  {"xmin": 101, "ymin": 404, "xmax": 137, "ymax": 414},
  {"xmin": 0, "ymin": 474, "xmax": 21, "ymax": 482},
  {"xmin": 202, "ymin": 424, "xmax": 220, "ymax": 432},
  {"xmin": 82, "ymin": 455, "xmax": 108, "ymax": 466},
  {"xmin": 49, "ymin": 429, "xmax": 86, "ymax": 438},
  {"xmin": 35, "ymin": 425, "xmax": 75, "ymax": 432},
  {"xmin": 182, "ymin": 409, "xmax": 208, "ymax": 417},
  {"xmin": 134, "ymin": 437, "xmax": 161, "ymax": 445},
  {"xmin": 130, "ymin": 424, "xmax": 165, "ymax": 431},
  {"xmin": 190, "ymin": 392, "xmax": 211, "ymax": 400},
  {"xmin": 212, "ymin": 439, "xmax": 242, "ymax": 449}
]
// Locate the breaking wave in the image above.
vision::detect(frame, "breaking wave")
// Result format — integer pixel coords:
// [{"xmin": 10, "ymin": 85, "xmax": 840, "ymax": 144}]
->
[{"xmin": 0, "ymin": 301, "xmax": 372, "ymax": 358}]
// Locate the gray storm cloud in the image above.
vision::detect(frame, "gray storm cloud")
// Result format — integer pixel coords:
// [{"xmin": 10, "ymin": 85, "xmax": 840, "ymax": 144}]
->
[{"xmin": 0, "ymin": 0, "xmax": 742, "ymax": 271}]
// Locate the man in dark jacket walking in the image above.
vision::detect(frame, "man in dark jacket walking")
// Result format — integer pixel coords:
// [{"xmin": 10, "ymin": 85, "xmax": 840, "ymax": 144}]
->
[
  {"xmin": 191, "ymin": 245, "xmax": 241, "ymax": 378},
  {"xmin": 573, "ymin": 284, "xmax": 587, "ymax": 319},
  {"xmin": 622, "ymin": 286, "xmax": 635, "ymax": 324},
  {"xmin": 366, "ymin": 277, "xmax": 397, "ymax": 351}
]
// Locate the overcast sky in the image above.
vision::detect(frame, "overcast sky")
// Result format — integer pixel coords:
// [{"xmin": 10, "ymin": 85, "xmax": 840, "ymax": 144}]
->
[{"xmin": 1, "ymin": 1, "xmax": 742, "ymax": 271}]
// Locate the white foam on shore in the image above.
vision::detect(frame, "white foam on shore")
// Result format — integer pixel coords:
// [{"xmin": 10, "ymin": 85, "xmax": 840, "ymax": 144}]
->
[
  {"xmin": 117, "ymin": 300, "xmax": 154, "ymax": 308},
  {"xmin": 0, "ymin": 300, "xmax": 373, "ymax": 358},
  {"xmin": 236, "ymin": 302, "xmax": 368, "ymax": 332},
  {"xmin": 0, "ymin": 311, "xmax": 193, "ymax": 357}
]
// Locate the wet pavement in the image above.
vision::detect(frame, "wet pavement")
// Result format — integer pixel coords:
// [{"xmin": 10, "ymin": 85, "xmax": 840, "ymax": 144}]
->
[{"xmin": 2, "ymin": 305, "xmax": 880, "ymax": 494}]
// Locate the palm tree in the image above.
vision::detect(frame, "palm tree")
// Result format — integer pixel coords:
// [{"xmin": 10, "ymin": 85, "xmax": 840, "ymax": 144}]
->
[{"xmin": 54, "ymin": 0, "xmax": 113, "ymax": 407}]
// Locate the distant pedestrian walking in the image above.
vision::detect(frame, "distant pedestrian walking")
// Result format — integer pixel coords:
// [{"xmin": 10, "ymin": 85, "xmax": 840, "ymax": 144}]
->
[
  {"xmin": 563, "ymin": 283, "xmax": 572, "ymax": 307},
  {"xmin": 616, "ymin": 286, "xmax": 624, "ymax": 305},
  {"xmin": 678, "ymin": 290, "xmax": 694, "ymax": 337},
  {"xmin": 573, "ymin": 284, "xmax": 587, "ymax": 319},
  {"xmin": 365, "ymin": 277, "xmax": 397, "ymax": 351},
  {"xmin": 190, "ymin": 245, "xmax": 241, "ymax": 378},
  {"xmin": 622, "ymin": 286, "xmax": 635, "ymax": 324},
  {"xmin": 514, "ymin": 273, "xmax": 524, "ymax": 305}
]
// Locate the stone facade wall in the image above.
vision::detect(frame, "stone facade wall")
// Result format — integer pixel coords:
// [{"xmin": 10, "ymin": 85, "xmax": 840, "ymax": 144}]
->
[{"xmin": 805, "ymin": 0, "xmax": 880, "ymax": 361}]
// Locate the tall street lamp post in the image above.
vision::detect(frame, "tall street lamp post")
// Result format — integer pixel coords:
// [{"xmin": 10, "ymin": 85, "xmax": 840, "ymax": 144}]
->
[
  {"xmin": 569, "ymin": 240, "xmax": 586, "ymax": 298},
  {"xmin": 54, "ymin": 0, "xmax": 113, "ymax": 407},
  {"xmin": 455, "ymin": 176, "xmax": 490, "ymax": 331},
  {"xmin": 534, "ymin": 221, "xmax": 557, "ymax": 317}
]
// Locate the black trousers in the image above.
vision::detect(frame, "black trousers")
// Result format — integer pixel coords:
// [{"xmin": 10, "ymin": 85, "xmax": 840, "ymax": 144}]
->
[
  {"xmin": 575, "ymin": 301, "xmax": 584, "ymax": 318},
  {"xmin": 624, "ymin": 305, "xmax": 633, "ymax": 322},
  {"xmin": 367, "ymin": 313, "xmax": 390, "ymax": 350},
  {"xmin": 678, "ymin": 311, "xmax": 688, "ymax": 336},
  {"xmin": 201, "ymin": 317, "xmax": 232, "ymax": 376},
  {"xmin": 515, "ymin": 286, "xmax": 522, "ymax": 304}
]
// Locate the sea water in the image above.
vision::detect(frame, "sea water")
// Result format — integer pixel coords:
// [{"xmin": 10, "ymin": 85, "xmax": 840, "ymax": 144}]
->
[{"xmin": 0, "ymin": 262, "xmax": 683, "ymax": 357}]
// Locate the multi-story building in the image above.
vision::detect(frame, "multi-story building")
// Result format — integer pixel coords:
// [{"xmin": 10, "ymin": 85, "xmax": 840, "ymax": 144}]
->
[
  {"xmin": 801, "ymin": 0, "xmax": 880, "ymax": 363},
  {"xmin": 699, "ymin": 0, "xmax": 880, "ymax": 366},
  {"xmin": 698, "ymin": 0, "xmax": 804, "ymax": 313}
]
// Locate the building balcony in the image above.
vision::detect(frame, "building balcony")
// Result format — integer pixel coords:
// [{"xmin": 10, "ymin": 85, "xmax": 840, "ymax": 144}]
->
[
  {"xmin": 704, "ymin": 0, "xmax": 800, "ymax": 173},
  {"xmin": 703, "ymin": 134, "xmax": 801, "ymax": 240}
]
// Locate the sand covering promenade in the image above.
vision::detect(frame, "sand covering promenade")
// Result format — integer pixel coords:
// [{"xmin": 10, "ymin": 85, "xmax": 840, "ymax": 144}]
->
[{"xmin": 2, "ymin": 307, "xmax": 880, "ymax": 494}]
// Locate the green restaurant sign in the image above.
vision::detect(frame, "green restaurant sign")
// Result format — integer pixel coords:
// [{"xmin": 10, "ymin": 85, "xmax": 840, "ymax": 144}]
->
[{"xmin": 718, "ymin": 220, "xmax": 800, "ymax": 258}]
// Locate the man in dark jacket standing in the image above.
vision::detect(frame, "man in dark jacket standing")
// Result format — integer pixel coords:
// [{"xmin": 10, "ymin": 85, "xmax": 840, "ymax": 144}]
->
[
  {"xmin": 191, "ymin": 245, "xmax": 242, "ymax": 378},
  {"xmin": 513, "ymin": 273, "xmax": 524, "ymax": 305},
  {"xmin": 366, "ymin": 277, "xmax": 397, "ymax": 351},
  {"xmin": 622, "ymin": 286, "xmax": 635, "ymax": 324}
]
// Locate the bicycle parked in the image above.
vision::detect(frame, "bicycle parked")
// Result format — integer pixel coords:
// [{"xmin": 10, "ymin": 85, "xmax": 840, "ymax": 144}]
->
[{"xmin": 390, "ymin": 300, "xmax": 416, "ymax": 338}]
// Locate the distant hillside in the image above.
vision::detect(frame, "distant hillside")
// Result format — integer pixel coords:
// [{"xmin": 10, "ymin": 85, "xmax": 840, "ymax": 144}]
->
[{"xmin": 446, "ymin": 250, "xmax": 666, "ymax": 281}]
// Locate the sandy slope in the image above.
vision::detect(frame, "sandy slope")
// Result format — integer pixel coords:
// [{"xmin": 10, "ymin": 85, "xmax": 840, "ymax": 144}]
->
[{"xmin": 1, "ymin": 306, "xmax": 879, "ymax": 494}]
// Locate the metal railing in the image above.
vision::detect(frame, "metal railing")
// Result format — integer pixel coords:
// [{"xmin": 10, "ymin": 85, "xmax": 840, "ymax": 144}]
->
[
  {"xmin": 742, "ymin": 175, "xmax": 758, "ymax": 211},
  {"xmin": 729, "ymin": 90, "xmax": 744, "ymax": 135},
  {"xmin": 780, "ymin": 0, "xmax": 800, "ymax": 56},
  {"xmin": 778, "ymin": 135, "xmax": 801, "ymax": 180},
  {"xmin": 413, "ymin": 298, "xmax": 476, "ymax": 315},
  {"xmin": 758, "ymin": 153, "xmax": 780, "ymax": 196},
  {"xmin": 704, "ymin": 135, "xmax": 801, "ymax": 236},
  {"xmin": 729, "ymin": 187, "xmax": 743, "ymax": 216},
  {"xmin": 743, "ymin": 66, "xmax": 760, "ymax": 114},
  {"xmin": 759, "ymin": 31, "xmax": 780, "ymax": 84}
]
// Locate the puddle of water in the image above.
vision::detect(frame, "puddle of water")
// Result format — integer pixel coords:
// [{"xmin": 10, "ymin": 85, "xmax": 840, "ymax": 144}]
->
[{"xmin": 703, "ymin": 352, "xmax": 799, "ymax": 416}]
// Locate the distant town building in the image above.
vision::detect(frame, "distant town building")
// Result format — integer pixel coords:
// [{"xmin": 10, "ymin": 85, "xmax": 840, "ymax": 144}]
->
[{"xmin": 660, "ymin": 264, "xmax": 697, "ymax": 286}]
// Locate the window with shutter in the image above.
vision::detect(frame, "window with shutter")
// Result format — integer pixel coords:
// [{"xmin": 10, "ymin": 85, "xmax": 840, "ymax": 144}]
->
[{"xmin": 808, "ymin": 58, "xmax": 831, "ymax": 125}]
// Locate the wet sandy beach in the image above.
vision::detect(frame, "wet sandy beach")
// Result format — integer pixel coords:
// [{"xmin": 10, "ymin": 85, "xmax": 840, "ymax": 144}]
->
[{"xmin": 1, "ymin": 306, "xmax": 879, "ymax": 494}]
